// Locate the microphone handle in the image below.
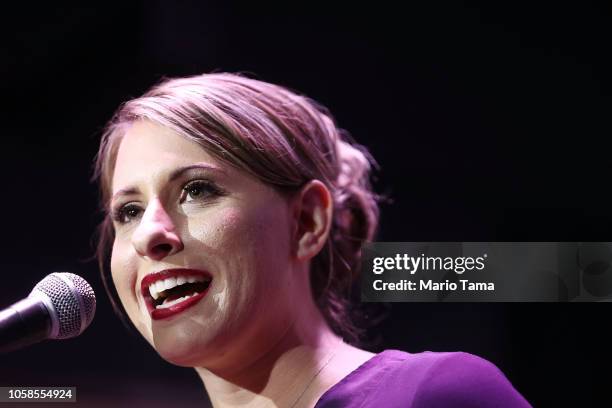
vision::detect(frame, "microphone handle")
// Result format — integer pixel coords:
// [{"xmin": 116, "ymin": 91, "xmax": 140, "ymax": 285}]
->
[{"xmin": 0, "ymin": 297, "xmax": 52, "ymax": 353}]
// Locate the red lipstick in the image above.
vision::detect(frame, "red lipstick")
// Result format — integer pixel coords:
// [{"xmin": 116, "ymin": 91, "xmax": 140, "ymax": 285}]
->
[{"xmin": 140, "ymin": 268, "xmax": 212, "ymax": 320}]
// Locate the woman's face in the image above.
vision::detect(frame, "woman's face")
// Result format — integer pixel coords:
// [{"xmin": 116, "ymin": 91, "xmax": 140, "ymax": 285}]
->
[{"xmin": 110, "ymin": 120, "xmax": 302, "ymax": 368}]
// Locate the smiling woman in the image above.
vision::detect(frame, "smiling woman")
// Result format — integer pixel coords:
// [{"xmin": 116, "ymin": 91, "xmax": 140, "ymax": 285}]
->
[{"xmin": 92, "ymin": 73, "xmax": 530, "ymax": 407}]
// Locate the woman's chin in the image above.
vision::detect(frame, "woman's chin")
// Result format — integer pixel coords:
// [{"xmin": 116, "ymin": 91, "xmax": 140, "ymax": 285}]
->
[
  {"xmin": 159, "ymin": 351, "xmax": 200, "ymax": 367},
  {"xmin": 154, "ymin": 341, "xmax": 207, "ymax": 367},
  {"xmin": 151, "ymin": 330, "xmax": 211, "ymax": 367}
]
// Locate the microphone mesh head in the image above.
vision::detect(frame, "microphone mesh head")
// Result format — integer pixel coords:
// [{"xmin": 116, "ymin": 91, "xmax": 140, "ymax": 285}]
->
[
  {"xmin": 32, "ymin": 272, "xmax": 96, "ymax": 339},
  {"xmin": 63, "ymin": 273, "xmax": 96, "ymax": 323}
]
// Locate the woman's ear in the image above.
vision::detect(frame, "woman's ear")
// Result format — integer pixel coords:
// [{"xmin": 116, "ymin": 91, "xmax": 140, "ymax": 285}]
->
[{"xmin": 291, "ymin": 180, "xmax": 333, "ymax": 261}]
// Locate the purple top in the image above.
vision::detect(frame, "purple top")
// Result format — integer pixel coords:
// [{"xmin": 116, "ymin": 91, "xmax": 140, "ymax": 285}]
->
[{"xmin": 314, "ymin": 350, "xmax": 531, "ymax": 408}]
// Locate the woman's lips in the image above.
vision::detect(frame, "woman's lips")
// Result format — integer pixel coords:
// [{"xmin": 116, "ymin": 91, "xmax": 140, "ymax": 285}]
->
[{"xmin": 140, "ymin": 268, "xmax": 212, "ymax": 320}]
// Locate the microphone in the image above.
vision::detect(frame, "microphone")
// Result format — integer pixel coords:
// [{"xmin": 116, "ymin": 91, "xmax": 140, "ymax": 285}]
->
[{"xmin": 0, "ymin": 272, "xmax": 96, "ymax": 353}]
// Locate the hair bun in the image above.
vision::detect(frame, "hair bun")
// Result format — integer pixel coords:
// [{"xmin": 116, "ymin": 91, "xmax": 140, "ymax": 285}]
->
[
  {"xmin": 336, "ymin": 139, "xmax": 372, "ymax": 190},
  {"xmin": 333, "ymin": 137, "xmax": 379, "ymax": 246}
]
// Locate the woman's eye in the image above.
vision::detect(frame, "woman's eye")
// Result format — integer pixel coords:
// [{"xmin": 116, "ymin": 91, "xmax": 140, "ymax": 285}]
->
[
  {"xmin": 182, "ymin": 180, "xmax": 220, "ymax": 203},
  {"xmin": 113, "ymin": 204, "xmax": 142, "ymax": 224}
]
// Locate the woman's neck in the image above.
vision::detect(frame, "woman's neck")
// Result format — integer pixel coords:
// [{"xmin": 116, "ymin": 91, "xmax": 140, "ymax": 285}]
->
[{"xmin": 194, "ymin": 319, "xmax": 373, "ymax": 408}]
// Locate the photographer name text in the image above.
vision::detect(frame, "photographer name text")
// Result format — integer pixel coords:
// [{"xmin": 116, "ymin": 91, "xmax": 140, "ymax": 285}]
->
[{"xmin": 372, "ymin": 279, "xmax": 494, "ymax": 291}]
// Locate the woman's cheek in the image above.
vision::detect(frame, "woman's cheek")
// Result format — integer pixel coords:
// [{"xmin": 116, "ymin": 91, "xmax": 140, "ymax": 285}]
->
[
  {"xmin": 110, "ymin": 240, "xmax": 142, "ymax": 324},
  {"xmin": 188, "ymin": 206, "xmax": 249, "ymax": 253},
  {"xmin": 194, "ymin": 205, "xmax": 273, "ymax": 300}
]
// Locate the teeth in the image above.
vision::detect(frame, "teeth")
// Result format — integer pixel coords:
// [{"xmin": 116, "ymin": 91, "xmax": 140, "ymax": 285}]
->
[
  {"xmin": 147, "ymin": 275, "xmax": 208, "ymax": 299},
  {"xmin": 149, "ymin": 286, "xmax": 160, "ymax": 300},
  {"xmin": 164, "ymin": 277, "xmax": 177, "ymax": 291},
  {"xmin": 155, "ymin": 281, "xmax": 165, "ymax": 293}
]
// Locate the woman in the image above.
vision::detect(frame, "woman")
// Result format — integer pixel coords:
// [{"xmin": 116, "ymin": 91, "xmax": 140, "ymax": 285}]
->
[{"xmin": 93, "ymin": 73, "xmax": 530, "ymax": 407}]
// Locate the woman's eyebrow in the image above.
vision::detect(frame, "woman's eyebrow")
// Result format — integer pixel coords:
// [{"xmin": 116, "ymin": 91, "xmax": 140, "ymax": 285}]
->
[
  {"xmin": 111, "ymin": 163, "xmax": 226, "ymax": 204},
  {"xmin": 110, "ymin": 186, "xmax": 139, "ymax": 205},
  {"xmin": 168, "ymin": 163, "xmax": 226, "ymax": 182}
]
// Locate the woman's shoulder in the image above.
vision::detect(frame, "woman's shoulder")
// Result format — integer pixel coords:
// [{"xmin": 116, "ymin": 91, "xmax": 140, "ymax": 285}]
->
[
  {"xmin": 399, "ymin": 350, "xmax": 532, "ymax": 407},
  {"xmin": 316, "ymin": 349, "xmax": 531, "ymax": 408}
]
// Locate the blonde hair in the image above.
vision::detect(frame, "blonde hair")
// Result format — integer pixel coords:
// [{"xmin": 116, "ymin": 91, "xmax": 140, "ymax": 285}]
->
[{"xmin": 93, "ymin": 73, "xmax": 380, "ymax": 344}]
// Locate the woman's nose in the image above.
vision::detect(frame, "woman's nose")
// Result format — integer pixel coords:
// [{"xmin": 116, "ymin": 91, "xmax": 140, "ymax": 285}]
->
[{"xmin": 131, "ymin": 198, "xmax": 184, "ymax": 261}]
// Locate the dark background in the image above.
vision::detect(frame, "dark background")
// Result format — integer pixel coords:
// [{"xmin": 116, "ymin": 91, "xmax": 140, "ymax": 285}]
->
[{"xmin": 1, "ymin": 1, "xmax": 610, "ymax": 406}]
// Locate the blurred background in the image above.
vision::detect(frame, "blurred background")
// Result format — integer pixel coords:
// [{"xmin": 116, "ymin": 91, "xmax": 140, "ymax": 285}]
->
[{"xmin": 0, "ymin": 1, "xmax": 610, "ymax": 406}]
